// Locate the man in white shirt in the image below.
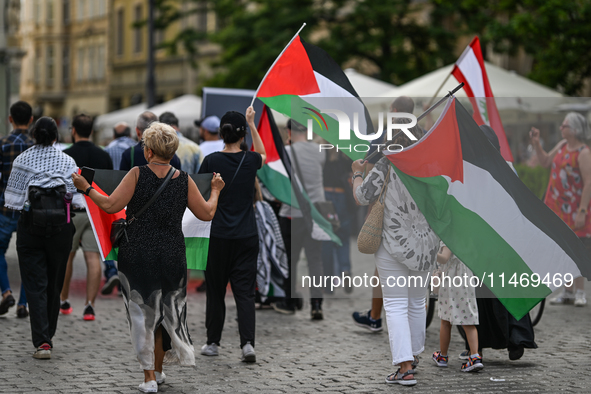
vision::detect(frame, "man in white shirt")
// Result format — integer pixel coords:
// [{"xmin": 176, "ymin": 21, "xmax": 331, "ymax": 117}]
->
[{"xmin": 196, "ymin": 116, "xmax": 224, "ymax": 158}]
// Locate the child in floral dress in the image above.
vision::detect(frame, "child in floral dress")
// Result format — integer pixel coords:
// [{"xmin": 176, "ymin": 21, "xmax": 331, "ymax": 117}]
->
[{"xmin": 432, "ymin": 242, "xmax": 483, "ymax": 372}]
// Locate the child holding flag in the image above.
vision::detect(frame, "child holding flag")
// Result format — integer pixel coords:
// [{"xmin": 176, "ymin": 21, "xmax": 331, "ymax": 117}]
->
[{"xmin": 432, "ymin": 242, "xmax": 483, "ymax": 372}]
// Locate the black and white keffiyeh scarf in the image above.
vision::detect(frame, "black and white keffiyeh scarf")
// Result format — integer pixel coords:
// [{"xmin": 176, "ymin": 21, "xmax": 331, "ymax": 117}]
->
[{"xmin": 4, "ymin": 145, "xmax": 77, "ymax": 211}]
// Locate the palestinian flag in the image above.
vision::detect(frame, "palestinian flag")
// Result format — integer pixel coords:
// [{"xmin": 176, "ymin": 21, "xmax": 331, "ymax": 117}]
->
[
  {"xmin": 384, "ymin": 97, "xmax": 591, "ymax": 319},
  {"xmin": 84, "ymin": 169, "xmax": 213, "ymax": 270},
  {"xmin": 256, "ymin": 105, "xmax": 340, "ymax": 244},
  {"xmin": 451, "ymin": 36, "xmax": 514, "ymax": 162},
  {"xmin": 255, "ymin": 35, "xmax": 374, "ymax": 161}
]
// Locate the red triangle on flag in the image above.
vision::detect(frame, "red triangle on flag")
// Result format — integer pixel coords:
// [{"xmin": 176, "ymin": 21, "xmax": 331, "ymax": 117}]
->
[
  {"xmin": 386, "ymin": 98, "xmax": 464, "ymax": 183},
  {"xmin": 257, "ymin": 36, "xmax": 320, "ymax": 98}
]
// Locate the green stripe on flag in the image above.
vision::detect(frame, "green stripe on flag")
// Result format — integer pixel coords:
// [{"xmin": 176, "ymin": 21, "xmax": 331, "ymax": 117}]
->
[
  {"xmin": 186, "ymin": 237, "xmax": 209, "ymax": 271},
  {"xmin": 260, "ymin": 95, "xmax": 367, "ymax": 161},
  {"xmin": 257, "ymin": 165, "xmax": 291, "ymax": 205},
  {"xmin": 394, "ymin": 167, "xmax": 548, "ymax": 320}
]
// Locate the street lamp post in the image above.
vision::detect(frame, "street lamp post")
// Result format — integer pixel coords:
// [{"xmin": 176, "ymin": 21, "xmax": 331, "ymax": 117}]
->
[{"xmin": 146, "ymin": 0, "xmax": 156, "ymax": 108}]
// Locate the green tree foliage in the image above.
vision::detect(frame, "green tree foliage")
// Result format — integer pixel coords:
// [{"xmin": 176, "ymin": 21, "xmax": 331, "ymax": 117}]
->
[
  {"xmin": 156, "ymin": 0, "xmax": 456, "ymax": 90},
  {"xmin": 433, "ymin": 0, "xmax": 591, "ymax": 96},
  {"xmin": 319, "ymin": 0, "xmax": 457, "ymax": 86},
  {"xmin": 514, "ymin": 163, "xmax": 550, "ymax": 199}
]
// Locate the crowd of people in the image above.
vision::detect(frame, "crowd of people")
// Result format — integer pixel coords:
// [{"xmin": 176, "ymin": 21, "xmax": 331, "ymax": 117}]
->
[{"xmin": 0, "ymin": 97, "xmax": 589, "ymax": 391}]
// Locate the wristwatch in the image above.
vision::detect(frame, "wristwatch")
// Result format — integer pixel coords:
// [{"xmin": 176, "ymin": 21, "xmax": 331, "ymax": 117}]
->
[
  {"xmin": 84, "ymin": 186, "xmax": 94, "ymax": 196},
  {"xmin": 352, "ymin": 172, "xmax": 363, "ymax": 182}
]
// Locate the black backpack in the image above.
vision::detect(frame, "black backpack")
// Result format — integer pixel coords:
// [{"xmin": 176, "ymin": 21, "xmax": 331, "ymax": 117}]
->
[{"xmin": 23, "ymin": 185, "xmax": 68, "ymax": 237}]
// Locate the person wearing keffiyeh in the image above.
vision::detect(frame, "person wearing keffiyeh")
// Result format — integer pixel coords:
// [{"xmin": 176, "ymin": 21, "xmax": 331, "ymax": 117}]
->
[{"xmin": 4, "ymin": 117, "xmax": 77, "ymax": 360}]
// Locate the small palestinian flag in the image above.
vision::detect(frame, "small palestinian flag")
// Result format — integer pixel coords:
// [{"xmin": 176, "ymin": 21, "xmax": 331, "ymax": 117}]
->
[
  {"xmin": 84, "ymin": 169, "xmax": 213, "ymax": 270},
  {"xmin": 256, "ymin": 105, "xmax": 340, "ymax": 244},
  {"xmin": 384, "ymin": 97, "xmax": 591, "ymax": 319},
  {"xmin": 452, "ymin": 36, "xmax": 513, "ymax": 162},
  {"xmin": 255, "ymin": 35, "xmax": 374, "ymax": 161}
]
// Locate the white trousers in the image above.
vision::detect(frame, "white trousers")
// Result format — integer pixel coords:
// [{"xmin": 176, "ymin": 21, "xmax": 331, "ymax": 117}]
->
[{"xmin": 375, "ymin": 244, "xmax": 428, "ymax": 366}]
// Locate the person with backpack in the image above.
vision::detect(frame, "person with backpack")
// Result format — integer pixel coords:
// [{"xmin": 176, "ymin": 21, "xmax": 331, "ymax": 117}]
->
[{"xmin": 4, "ymin": 117, "xmax": 77, "ymax": 360}]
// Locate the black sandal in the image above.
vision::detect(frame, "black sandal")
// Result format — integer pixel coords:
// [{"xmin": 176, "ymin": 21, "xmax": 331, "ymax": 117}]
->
[{"xmin": 385, "ymin": 368, "xmax": 417, "ymax": 386}]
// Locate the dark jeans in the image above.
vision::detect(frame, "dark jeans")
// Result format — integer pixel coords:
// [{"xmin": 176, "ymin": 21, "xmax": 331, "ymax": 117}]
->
[
  {"xmin": 0, "ymin": 214, "xmax": 27, "ymax": 306},
  {"xmin": 17, "ymin": 219, "xmax": 74, "ymax": 348},
  {"xmin": 103, "ymin": 260, "xmax": 117, "ymax": 279},
  {"xmin": 205, "ymin": 235, "xmax": 259, "ymax": 348},
  {"xmin": 280, "ymin": 217, "xmax": 324, "ymax": 303},
  {"xmin": 321, "ymin": 191, "xmax": 352, "ymax": 277}
]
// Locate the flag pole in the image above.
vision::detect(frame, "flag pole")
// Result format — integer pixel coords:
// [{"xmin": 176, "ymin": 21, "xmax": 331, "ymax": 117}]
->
[
  {"xmin": 425, "ymin": 71, "xmax": 452, "ymax": 107},
  {"xmin": 364, "ymin": 82, "xmax": 464, "ymax": 162},
  {"xmin": 250, "ymin": 23, "xmax": 307, "ymax": 107}
]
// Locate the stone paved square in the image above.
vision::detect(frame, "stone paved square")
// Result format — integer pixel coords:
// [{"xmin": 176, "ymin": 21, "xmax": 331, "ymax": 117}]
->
[{"xmin": 1, "ymin": 237, "xmax": 590, "ymax": 393}]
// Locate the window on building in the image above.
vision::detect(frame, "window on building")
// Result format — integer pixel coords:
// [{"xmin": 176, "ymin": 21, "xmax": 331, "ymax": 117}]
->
[
  {"xmin": 77, "ymin": 48, "xmax": 85, "ymax": 81},
  {"xmin": 88, "ymin": 46, "xmax": 96, "ymax": 80},
  {"xmin": 34, "ymin": 0, "xmax": 42, "ymax": 24},
  {"xmin": 197, "ymin": 1, "xmax": 207, "ymax": 33},
  {"xmin": 63, "ymin": 0, "xmax": 70, "ymax": 24},
  {"xmin": 47, "ymin": 46, "xmax": 54, "ymax": 85},
  {"xmin": 155, "ymin": 9, "xmax": 164, "ymax": 47},
  {"xmin": 97, "ymin": 46, "xmax": 105, "ymax": 80},
  {"xmin": 47, "ymin": 0, "xmax": 54, "ymax": 25},
  {"xmin": 63, "ymin": 47, "xmax": 70, "ymax": 86},
  {"xmin": 77, "ymin": 0, "xmax": 84, "ymax": 21},
  {"xmin": 34, "ymin": 48, "xmax": 41, "ymax": 84},
  {"xmin": 116, "ymin": 8, "xmax": 124, "ymax": 56},
  {"xmin": 134, "ymin": 4, "xmax": 143, "ymax": 54},
  {"xmin": 88, "ymin": 0, "xmax": 96, "ymax": 19},
  {"xmin": 98, "ymin": 0, "xmax": 107, "ymax": 17}
]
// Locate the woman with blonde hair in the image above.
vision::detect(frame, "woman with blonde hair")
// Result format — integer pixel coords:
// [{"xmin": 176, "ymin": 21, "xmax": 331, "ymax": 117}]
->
[{"xmin": 73, "ymin": 122, "xmax": 224, "ymax": 393}]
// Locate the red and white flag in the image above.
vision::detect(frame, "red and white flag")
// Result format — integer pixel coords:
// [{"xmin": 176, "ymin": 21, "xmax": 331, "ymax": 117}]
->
[{"xmin": 451, "ymin": 37, "xmax": 513, "ymax": 162}]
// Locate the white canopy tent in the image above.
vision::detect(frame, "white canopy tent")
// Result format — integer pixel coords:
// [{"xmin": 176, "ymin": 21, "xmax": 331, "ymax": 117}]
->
[
  {"xmin": 94, "ymin": 103, "xmax": 147, "ymax": 142},
  {"xmin": 376, "ymin": 62, "xmax": 565, "ymax": 113},
  {"xmin": 344, "ymin": 68, "xmax": 397, "ymax": 97},
  {"xmin": 94, "ymin": 95, "xmax": 202, "ymax": 143}
]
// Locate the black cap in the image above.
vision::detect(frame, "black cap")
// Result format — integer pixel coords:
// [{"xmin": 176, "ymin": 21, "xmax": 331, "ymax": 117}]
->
[{"xmin": 220, "ymin": 111, "xmax": 247, "ymax": 132}]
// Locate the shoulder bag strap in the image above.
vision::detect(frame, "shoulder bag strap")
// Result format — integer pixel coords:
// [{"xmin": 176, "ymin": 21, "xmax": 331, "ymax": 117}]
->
[
  {"xmin": 221, "ymin": 151, "xmax": 247, "ymax": 196},
  {"xmin": 131, "ymin": 146, "xmax": 135, "ymax": 168},
  {"xmin": 128, "ymin": 166, "xmax": 175, "ymax": 223}
]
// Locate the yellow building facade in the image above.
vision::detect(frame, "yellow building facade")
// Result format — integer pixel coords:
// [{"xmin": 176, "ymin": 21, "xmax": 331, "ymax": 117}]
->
[
  {"xmin": 19, "ymin": 0, "xmax": 219, "ymax": 128},
  {"xmin": 19, "ymin": 0, "xmax": 110, "ymax": 123},
  {"xmin": 109, "ymin": 0, "xmax": 218, "ymax": 111}
]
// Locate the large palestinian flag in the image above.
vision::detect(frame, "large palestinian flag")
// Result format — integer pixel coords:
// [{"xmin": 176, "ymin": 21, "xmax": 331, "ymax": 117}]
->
[
  {"xmin": 256, "ymin": 105, "xmax": 340, "ymax": 244},
  {"xmin": 385, "ymin": 97, "xmax": 591, "ymax": 319},
  {"xmin": 84, "ymin": 169, "xmax": 213, "ymax": 270},
  {"xmin": 255, "ymin": 35, "xmax": 374, "ymax": 161}
]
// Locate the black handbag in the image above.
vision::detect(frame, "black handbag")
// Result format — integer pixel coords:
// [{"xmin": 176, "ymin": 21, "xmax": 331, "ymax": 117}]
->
[
  {"xmin": 110, "ymin": 167, "xmax": 175, "ymax": 247},
  {"xmin": 290, "ymin": 146, "xmax": 340, "ymax": 232}
]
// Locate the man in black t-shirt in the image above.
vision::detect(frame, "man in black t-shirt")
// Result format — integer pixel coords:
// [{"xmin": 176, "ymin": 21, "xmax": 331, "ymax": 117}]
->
[{"xmin": 61, "ymin": 114, "xmax": 113, "ymax": 321}]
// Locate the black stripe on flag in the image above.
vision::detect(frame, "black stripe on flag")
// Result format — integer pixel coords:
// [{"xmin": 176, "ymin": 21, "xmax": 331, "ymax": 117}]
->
[
  {"xmin": 455, "ymin": 101, "xmax": 591, "ymax": 277},
  {"xmin": 300, "ymin": 38, "xmax": 375, "ymax": 137}
]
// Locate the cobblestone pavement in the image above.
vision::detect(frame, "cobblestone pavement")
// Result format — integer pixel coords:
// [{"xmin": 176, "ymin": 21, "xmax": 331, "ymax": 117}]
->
[{"xmin": 1, "ymin": 237, "xmax": 591, "ymax": 393}]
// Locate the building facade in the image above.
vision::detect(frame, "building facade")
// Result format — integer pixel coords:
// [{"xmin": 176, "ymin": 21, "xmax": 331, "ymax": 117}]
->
[
  {"xmin": 18, "ymin": 0, "xmax": 218, "ymax": 134},
  {"xmin": 109, "ymin": 0, "xmax": 218, "ymax": 111},
  {"xmin": 19, "ymin": 0, "xmax": 110, "ymax": 125}
]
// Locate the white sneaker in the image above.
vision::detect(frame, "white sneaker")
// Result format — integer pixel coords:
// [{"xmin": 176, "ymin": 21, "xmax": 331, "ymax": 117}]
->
[
  {"xmin": 201, "ymin": 343, "xmax": 219, "ymax": 356},
  {"xmin": 549, "ymin": 289, "xmax": 574, "ymax": 305},
  {"xmin": 574, "ymin": 290, "xmax": 587, "ymax": 307},
  {"xmin": 155, "ymin": 371, "xmax": 165, "ymax": 385},
  {"xmin": 241, "ymin": 342, "xmax": 256, "ymax": 363},
  {"xmin": 138, "ymin": 380, "xmax": 157, "ymax": 393}
]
